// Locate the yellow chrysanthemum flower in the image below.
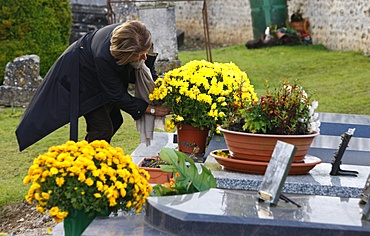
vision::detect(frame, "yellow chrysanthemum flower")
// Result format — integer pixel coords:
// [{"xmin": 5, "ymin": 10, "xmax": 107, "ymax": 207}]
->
[
  {"xmin": 24, "ymin": 140, "xmax": 152, "ymax": 223},
  {"xmin": 85, "ymin": 178, "xmax": 94, "ymax": 186}
]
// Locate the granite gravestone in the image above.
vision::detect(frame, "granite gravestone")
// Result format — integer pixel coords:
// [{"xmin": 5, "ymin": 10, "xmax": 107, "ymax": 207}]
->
[
  {"xmin": 0, "ymin": 54, "xmax": 43, "ymax": 107},
  {"xmin": 258, "ymin": 140, "xmax": 297, "ymax": 206},
  {"xmin": 107, "ymin": 1, "xmax": 181, "ymax": 76}
]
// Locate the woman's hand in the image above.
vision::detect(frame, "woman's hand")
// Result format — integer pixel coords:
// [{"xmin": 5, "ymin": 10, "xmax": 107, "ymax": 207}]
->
[{"xmin": 145, "ymin": 105, "xmax": 171, "ymax": 117}]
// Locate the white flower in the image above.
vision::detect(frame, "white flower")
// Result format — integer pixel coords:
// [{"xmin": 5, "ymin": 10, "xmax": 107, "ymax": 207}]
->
[
  {"xmin": 308, "ymin": 122, "xmax": 317, "ymax": 133},
  {"xmin": 311, "ymin": 100, "xmax": 318, "ymax": 109},
  {"xmin": 313, "ymin": 112, "xmax": 319, "ymax": 120},
  {"xmin": 302, "ymin": 89, "xmax": 307, "ymax": 98},
  {"xmin": 309, "ymin": 101, "xmax": 318, "ymax": 116},
  {"xmin": 284, "ymin": 85, "xmax": 292, "ymax": 92},
  {"xmin": 308, "ymin": 108, "xmax": 313, "ymax": 117},
  {"xmin": 308, "ymin": 119, "xmax": 321, "ymax": 133},
  {"xmin": 298, "ymin": 117, "xmax": 306, "ymax": 123}
]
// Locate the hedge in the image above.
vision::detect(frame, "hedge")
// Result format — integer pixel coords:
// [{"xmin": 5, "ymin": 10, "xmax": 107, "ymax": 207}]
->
[{"xmin": 0, "ymin": 0, "xmax": 72, "ymax": 84}]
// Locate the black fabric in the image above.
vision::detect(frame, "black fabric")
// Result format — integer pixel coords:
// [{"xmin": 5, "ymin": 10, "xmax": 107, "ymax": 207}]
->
[
  {"xmin": 16, "ymin": 23, "xmax": 156, "ymax": 151},
  {"xmin": 84, "ymin": 103, "xmax": 123, "ymax": 143},
  {"xmin": 69, "ymin": 45, "xmax": 81, "ymax": 142}
]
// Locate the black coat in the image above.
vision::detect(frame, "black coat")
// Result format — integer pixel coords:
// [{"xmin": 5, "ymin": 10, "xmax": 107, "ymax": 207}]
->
[{"xmin": 16, "ymin": 24, "xmax": 157, "ymax": 151}]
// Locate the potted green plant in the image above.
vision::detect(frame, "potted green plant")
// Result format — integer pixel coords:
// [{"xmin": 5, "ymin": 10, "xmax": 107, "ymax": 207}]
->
[
  {"xmin": 218, "ymin": 80, "xmax": 320, "ymax": 164},
  {"xmin": 149, "ymin": 60, "xmax": 257, "ymax": 155},
  {"xmin": 23, "ymin": 140, "xmax": 152, "ymax": 236},
  {"xmin": 138, "ymin": 156, "xmax": 173, "ymax": 184},
  {"xmin": 289, "ymin": 8, "xmax": 309, "ymax": 34},
  {"xmin": 151, "ymin": 148, "xmax": 217, "ymax": 196},
  {"xmin": 290, "ymin": 8, "xmax": 304, "ymax": 22}
]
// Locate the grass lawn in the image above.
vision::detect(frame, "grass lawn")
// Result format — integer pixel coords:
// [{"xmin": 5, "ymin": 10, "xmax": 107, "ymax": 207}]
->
[{"xmin": 179, "ymin": 44, "xmax": 370, "ymax": 115}]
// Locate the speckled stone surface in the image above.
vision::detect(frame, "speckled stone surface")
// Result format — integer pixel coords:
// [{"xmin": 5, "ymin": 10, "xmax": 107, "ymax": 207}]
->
[
  {"xmin": 206, "ymin": 157, "xmax": 368, "ymax": 198},
  {"xmin": 82, "ymin": 189, "xmax": 370, "ymax": 236}
]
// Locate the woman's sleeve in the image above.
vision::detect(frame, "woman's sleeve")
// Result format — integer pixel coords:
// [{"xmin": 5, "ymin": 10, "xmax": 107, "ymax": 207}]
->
[{"xmin": 95, "ymin": 57, "xmax": 148, "ymax": 120}]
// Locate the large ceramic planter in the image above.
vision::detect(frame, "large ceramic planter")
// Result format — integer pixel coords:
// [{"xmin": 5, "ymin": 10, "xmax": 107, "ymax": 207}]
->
[
  {"xmin": 177, "ymin": 124, "xmax": 209, "ymax": 155},
  {"xmin": 138, "ymin": 157, "xmax": 173, "ymax": 184},
  {"xmin": 218, "ymin": 127, "xmax": 319, "ymax": 163}
]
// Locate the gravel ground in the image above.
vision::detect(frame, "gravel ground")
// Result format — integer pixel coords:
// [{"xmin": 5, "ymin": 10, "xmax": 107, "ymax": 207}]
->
[{"xmin": 0, "ymin": 201, "xmax": 57, "ymax": 235}]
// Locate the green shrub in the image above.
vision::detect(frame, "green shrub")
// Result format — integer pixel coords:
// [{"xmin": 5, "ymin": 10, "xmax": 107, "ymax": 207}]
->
[{"xmin": 0, "ymin": 0, "xmax": 72, "ymax": 84}]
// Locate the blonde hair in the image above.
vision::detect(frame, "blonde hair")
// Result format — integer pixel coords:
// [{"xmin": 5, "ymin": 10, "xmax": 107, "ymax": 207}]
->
[{"xmin": 110, "ymin": 20, "xmax": 152, "ymax": 65}]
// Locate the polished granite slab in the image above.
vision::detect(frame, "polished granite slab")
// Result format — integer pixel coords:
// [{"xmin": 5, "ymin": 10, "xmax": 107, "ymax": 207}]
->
[{"xmin": 81, "ymin": 189, "xmax": 370, "ymax": 236}]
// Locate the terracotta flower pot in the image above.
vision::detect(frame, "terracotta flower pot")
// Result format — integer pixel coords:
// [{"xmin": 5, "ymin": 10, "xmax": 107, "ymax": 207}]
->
[
  {"xmin": 138, "ymin": 157, "xmax": 173, "ymax": 184},
  {"xmin": 177, "ymin": 124, "xmax": 210, "ymax": 155},
  {"xmin": 218, "ymin": 127, "xmax": 319, "ymax": 163},
  {"xmin": 210, "ymin": 149, "xmax": 322, "ymax": 175},
  {"xmin": 289, "ymin": 19, "xmax": 309, "ymax": 34}
]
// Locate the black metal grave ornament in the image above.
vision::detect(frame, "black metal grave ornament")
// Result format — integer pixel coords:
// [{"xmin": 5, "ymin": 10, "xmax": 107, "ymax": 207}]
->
[{"xmin": 330, "ymin": 128, "xmax": 359, "ymax": 177}]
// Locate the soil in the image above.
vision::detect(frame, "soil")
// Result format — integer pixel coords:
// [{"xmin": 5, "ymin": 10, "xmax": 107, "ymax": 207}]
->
[
  {"xmin": 140, "ymin": 157, "xmax": 170, "ymax": 168},
  {"xmin": 225, "ymin": 120, "xmax": 245, "ymax": 132},
  {"xmin": 0, "ymin": 201, "xmax": 57, "ymax": 235}
]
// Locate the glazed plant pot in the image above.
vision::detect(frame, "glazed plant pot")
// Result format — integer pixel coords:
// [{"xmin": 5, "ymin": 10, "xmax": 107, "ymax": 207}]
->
[
  {"xmin": 218, "ymin": 127, "xmax": 319, "ymax": 163},
  {"xmin": 138, "ymin": 156, "xmax": 173, "ymax": 184}
]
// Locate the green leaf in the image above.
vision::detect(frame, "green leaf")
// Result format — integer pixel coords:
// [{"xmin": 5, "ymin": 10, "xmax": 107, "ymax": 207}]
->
[
  {"xmin": 155, "ymin": 148, "xmax": 216, "ymax": 196},
  {"xmin": 152, "ymin": 184, "xmax": 176, "ymax": 196}
]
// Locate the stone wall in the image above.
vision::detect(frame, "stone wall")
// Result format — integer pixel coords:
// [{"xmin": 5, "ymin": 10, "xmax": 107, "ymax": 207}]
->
[
  {"xmin": 287, "ymin": 0, "xmax": 370, "ymax": 56},
  {"xmin": 175, "ymin": 0, "xmax": 253, "ymax": 47},
  {"xmin": 175, "ymin": 0, "xmax": 370, "ymax": 56},
  {"xmin": 69, "ymin": 0, "xmax": 370, "ymax": 55}
]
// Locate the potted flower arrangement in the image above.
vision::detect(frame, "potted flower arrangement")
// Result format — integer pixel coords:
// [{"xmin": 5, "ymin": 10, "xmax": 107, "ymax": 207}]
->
[
  {"xmin": 218, "ymin": 80, "xmax": 321, "ymax": 165},
  {"xmin": 138, "ymin": 156, "xmax": 173, "ymax": 184},
  {"xmin": 149, "ymin": 60, "xmax": 257, "ymax": 155},
  {"xmin": 289, "ymin": 8, "xmax": 309, "ymax": 34},
  {"xmin": 23, "ymin": 140, "xmax": 152, "ymax": 236}
]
